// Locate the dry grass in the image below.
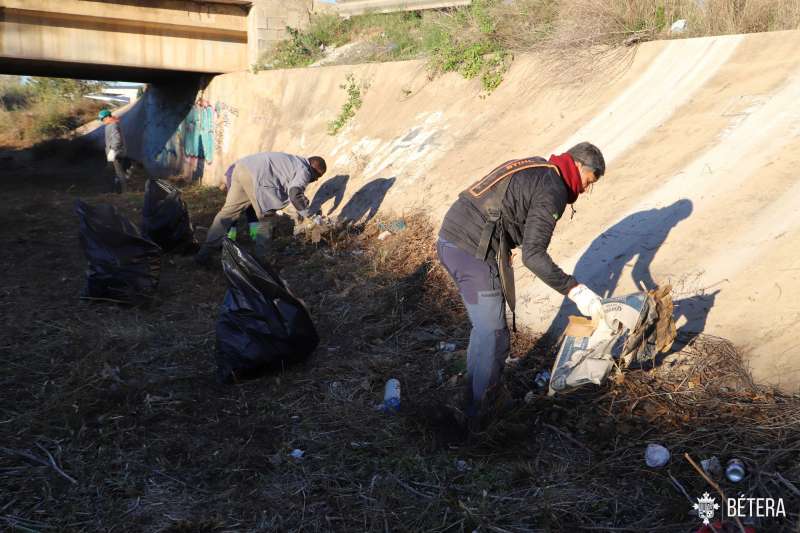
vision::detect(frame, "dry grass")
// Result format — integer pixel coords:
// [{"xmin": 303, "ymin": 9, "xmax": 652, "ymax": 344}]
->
[
  {"xmin": 0, "ymin": 96, "xmax": 104, "ymax": 150},
  {"xmin": 537, "ymin": 0, "xmax": 800, "ymax": 50},
  {"xmin": 1, "ymin": 158, "xmax": 799, "ymax": 531}
]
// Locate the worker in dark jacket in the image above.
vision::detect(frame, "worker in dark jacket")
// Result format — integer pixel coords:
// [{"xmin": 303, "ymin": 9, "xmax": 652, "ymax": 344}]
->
[
  {"xmin": 437, "ymin": 142, "xmax": 606, "ymax": 421},
  {"xmin": 100, "ymin": 109, "xmax": 131, "ymax": 193},
  {"xmin": 195, "ymin": 152, "xmax": 326, "ymax": 265}
]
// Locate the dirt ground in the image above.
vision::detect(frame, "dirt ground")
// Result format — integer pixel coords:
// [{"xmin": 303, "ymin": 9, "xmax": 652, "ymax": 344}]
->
[{"xmin": 1, "ymin": 149, "xmax": 799, "ymax": 533}]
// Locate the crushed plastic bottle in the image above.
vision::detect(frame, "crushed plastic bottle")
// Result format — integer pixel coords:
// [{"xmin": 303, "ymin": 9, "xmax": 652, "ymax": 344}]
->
[
  {"xmin": 437, "ymin": 341, "xmax": 457, "ymax": 352},
  {"xmin": 382, "ymin": 378, "xmax": 401, "ymax": 413}
]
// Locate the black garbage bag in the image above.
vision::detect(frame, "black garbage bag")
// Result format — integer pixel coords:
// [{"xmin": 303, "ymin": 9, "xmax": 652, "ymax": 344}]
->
[
  {"xmin": 215, "ymin": 238, "xmax": 319, "ymax": 383},
  {"xmin": 76, "ymin": 200, "xmax": 161, "ymax": 304},
  {"xmin": 142, "ymin": 178, "xmax": 198, "ymax": 253}
]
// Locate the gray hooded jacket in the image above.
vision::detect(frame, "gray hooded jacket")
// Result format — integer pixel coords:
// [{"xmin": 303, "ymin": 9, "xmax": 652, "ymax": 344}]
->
[{"xmin": 237, "ymin": 152, "xmax": 314, "ymax": 215}]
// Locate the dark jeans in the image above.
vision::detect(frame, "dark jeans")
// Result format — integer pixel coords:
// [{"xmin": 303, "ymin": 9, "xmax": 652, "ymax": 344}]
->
[{"xmin": 437, "ymin": 237, "xmax": 510, "ymax": 409}]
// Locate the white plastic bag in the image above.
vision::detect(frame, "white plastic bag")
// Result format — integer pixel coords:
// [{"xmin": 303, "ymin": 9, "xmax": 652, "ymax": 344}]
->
[{"xmin": 106, "ymin": 149, "xmax": 117, "ymax": 162}]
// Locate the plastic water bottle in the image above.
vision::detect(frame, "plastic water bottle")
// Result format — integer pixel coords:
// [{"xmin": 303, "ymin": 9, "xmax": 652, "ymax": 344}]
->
[
  {"xmin": 437, "ymin": 341, "xmax": 456, "ymax": 352},
  {"xmin": 725, "ymin": 458, "xmax": 746, "ymax": 482},
  {"xmin": 383, "ymin": 378, "xmax": 401, "ymax": 413},
  {"xmin": 226, "ymin": 226, "xmax": 237, "ymax": 241}
]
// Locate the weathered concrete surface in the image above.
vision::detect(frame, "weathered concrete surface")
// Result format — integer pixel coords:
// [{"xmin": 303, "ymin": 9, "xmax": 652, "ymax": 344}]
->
[
  {"xmin": 247, "ymin": 0, "xmax": 313, "ymax": 66},
  {"xmin": 0, "ymin": 0, "xmax": 248, "ymax": 79},
  {"xmin": 120, "ymin": 30, "xmax": 800, "ymax": 389}
]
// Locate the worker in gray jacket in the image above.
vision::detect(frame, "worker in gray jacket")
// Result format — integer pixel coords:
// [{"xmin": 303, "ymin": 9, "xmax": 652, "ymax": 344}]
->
[
  {"xmin": 99, "ymin": 109, "xmax": 130, "ymax": 193},
  {"xmin": 195, "ymin": 151, "xmax": 326, "ymax": 264}
]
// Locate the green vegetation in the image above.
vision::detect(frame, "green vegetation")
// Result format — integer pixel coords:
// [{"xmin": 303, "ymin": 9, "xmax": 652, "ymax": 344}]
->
[
  {"xmin": 0, "ymin": 76, "xmax": 104, "ymax": 148},
  {"xmin": 255, "ymin": 0, "xmax": 800, "ymax": 94},
  {"xmin": 327, "ymin": 73, "xmax": 367, "ymax": 135}
]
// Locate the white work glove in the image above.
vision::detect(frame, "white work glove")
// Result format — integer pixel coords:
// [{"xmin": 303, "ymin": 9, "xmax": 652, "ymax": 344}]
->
[
  {"xmin": 106, "ymin": 149, "xmax": 117, "ymax": 162},
  {"xmin": 568, "ymin": 284, "xmax": 604, "ymax": 320}
]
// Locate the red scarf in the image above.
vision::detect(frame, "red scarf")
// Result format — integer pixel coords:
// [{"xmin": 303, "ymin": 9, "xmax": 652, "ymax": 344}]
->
[{"xmin": 548, "ymin": 153, "xmax": 583, "ymax": 204}]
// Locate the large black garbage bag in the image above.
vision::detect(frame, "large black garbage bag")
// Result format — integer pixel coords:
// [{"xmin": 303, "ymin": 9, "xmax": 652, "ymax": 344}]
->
[
  {"xmin": 75, "ymin": 200, "xmax": 161, "ymax": 304},
  {"xmin": 215, "ymin": 238, "xmax": 319, "ymax": 383},
  {"xmin": 142, "ymin": 179, "xmax": 198, "ymax": 253}
]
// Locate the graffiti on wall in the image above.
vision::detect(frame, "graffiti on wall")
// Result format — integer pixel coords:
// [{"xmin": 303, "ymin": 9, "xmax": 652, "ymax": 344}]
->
[
  {"xmin": 154, "ymin": 96, "xmax": 239, "ymax": 181},
  {"xmin": 214, "ymin": 101, "xmax": 239, "ymax": 156}
]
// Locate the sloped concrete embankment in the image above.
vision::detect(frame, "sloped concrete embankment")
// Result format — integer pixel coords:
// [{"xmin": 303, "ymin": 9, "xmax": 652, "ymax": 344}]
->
[{"xmin": 123, "ymin": 30, "xmax": 800, "ymax": 390}]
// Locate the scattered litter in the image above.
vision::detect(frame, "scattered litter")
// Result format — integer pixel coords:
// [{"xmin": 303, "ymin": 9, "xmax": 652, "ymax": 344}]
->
[
  {"xmin": 700, "ymin": 456, "xmax": 722, "ymax": 478},
  {"xmin": 437, "ymin": 341, "xmax": 457, "ymax": 352},
  {"xmin": 725, "ymin": 458, "xmax": 746, "ymax": 482},
  {"xmin": 455, "ymin": 460, "xmax": 470, "ymax": 472},
  {"xmin": 645, "ymin": 443, "xmax": 670, "ymax": 468},
  {"xmin": 549, "ymin": 287, "xmax": 676, "ymax": 395},
  {"xmin": 670, "ymin": 19, "xmax": 688, "ymax": 34},
  {"xmin": 377, "ymin": 230, "xmax": 392, "ymax": 241},
  {"xmin": 533, "ymin": 370, "xmax": 551, "ymax": 389},
  {"xmin": 436, "ymin": 368, "xmax": 445, "ymax": 385},
  {"xmin": 289, "ymin": 449, "xmax": 305, "ymax": 459},
  {"xmin": 381, "ymin": 378, "xmax": 401, "ymax": 413},
  {"xmin": 524, "ymin": 391, "xmax": 536, "ymax": 404},
  {"xmin": 377, "ymin": 219, "xmax": 407, "ymax": 233}
]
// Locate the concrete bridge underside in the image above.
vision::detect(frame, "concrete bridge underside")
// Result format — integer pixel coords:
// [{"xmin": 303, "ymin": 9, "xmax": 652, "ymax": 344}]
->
[{"xmin": 0, "ymin": 0, "xmax": 250, "ymax": 81}]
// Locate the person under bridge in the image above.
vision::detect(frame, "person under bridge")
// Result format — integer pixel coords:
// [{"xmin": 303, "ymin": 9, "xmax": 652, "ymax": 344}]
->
[{"xmin": 437, "ymin": 142, "xmax": 607, "ymax": 426}]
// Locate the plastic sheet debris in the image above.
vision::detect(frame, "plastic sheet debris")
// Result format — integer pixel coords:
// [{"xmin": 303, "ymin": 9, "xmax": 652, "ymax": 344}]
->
[
  {"xmin": 142, "ymin": 179, "xmax": 198, "ymax": 253},
  {"xmin": 549, "ymin": 286, "xmax": 676, "ymax": 395},
  {"xmin": 215, "ymin": 238, "xmax": 319, "ymax": 383},
  {"xmin": 670, "ymin": 19, "xmax": 688, "ymax": 33},
  {"xmin": 76, "ymin": 200, "xmax": 161, "ymax": 304},
  {"xmin": 289, "ymin": 449, "xmax": 304, "ymax": 459}
]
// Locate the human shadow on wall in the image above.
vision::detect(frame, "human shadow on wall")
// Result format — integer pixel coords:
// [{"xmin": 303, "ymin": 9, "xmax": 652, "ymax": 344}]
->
[
  {"xmin": 309, "ymin": 174, "xmax": 350, "ymax": 215},
  {"xmin": 672, "ymin": 289, "xmax": 721, "ymax": 348},
  {"xmin": 338, "ymin": 177, "xmax": 396, "ymax": 225},
  {"xmin": 536, "ymin": 199, "xmax": 697, "ymax": 345}
]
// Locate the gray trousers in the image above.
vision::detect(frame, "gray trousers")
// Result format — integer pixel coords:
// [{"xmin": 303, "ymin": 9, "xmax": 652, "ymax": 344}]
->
[
  {"xmin": 202, "ymin": 165, "xmax": 273, "ymax": 251},
  {"xmin": 437, "ymin": 237, "xmax": 510, "ymax": 411}
]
